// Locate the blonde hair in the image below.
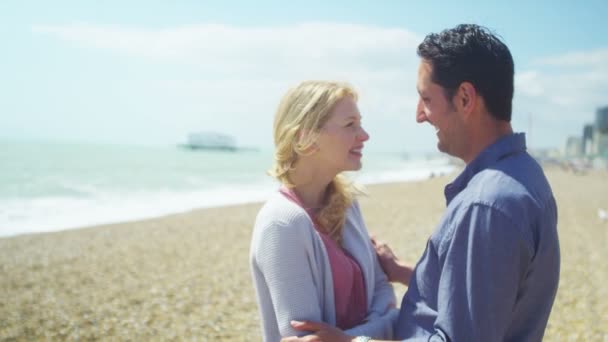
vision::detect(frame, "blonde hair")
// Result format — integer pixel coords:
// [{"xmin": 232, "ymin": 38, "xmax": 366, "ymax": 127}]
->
[{"xmin": 269, "ymin": 80, "xmax": 362, "ymax": 244}]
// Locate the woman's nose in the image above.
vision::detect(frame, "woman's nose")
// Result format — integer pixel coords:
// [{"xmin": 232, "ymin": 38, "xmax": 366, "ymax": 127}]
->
[{"xmin": 359, "ymin": 127, "xmax": 370, "ymax": 142}]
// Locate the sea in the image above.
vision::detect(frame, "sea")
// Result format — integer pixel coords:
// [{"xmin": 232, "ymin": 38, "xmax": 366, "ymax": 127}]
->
[{"xmin": 0, "ymin": 141, "xmax": 457, "ymax": 238}]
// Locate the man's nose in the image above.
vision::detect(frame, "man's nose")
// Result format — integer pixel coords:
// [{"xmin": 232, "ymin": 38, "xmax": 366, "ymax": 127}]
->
[{"xmin": 416, "ymin": 99, "xmax": 427, "ymax": 123}]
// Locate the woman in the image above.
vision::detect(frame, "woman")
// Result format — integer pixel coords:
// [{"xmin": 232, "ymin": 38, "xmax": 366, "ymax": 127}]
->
[{"xmin": 250, "ymin": 81, "xmax": 397, "ymax": 341}]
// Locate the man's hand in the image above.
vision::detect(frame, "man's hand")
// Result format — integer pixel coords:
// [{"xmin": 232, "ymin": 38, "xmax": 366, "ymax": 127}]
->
[
  {"xmin": 371, "ymin": 236, "xmax": 413, "ymax": 286},
  {"xmin": 280, "ymin": 320, "xmax": 353, "ymax": 342}
]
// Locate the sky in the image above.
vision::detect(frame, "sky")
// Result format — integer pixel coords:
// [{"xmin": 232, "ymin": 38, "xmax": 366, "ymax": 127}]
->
[{"xmin": 1, "ymin": 1, "xmax": 607, "ymax": 153}]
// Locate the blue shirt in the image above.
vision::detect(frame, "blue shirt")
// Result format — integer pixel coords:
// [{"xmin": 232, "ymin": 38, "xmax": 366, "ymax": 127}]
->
[{"xmin": 395, "ymin": 133, "xmax": 560, "ymax": 342}]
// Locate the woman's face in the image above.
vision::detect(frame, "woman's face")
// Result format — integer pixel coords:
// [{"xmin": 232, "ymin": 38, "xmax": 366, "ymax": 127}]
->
[{"xmin": 314, "ymin": 96, "xmax": 370, "ymax": 174}]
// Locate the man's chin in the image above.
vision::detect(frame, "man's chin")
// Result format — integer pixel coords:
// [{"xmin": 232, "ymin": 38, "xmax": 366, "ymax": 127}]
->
[
  {"xmin": 436, "ymin": 141, "xmax": 446, "ymax": 153},
  {"xmin": 437, "ymin": 142, "xmax": 453, "ymax": 157}
]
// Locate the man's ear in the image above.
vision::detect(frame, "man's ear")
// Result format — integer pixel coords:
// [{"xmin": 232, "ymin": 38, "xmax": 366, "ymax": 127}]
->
[{"xmin": 456, "ymin": 82, "xmax": 477, "ymax": 115}]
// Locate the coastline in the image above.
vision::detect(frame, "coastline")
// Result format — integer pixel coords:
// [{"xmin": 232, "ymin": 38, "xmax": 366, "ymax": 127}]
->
[
  {"xmin": 0, "ymin": 167, "xmax": 606, "ymax": 340},
  {"xmin": 0, "ymin": 149, "xmax": 456, "ymax": 239}
]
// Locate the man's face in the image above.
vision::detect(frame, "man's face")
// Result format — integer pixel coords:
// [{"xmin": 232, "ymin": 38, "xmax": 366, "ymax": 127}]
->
[{"xmin": 415, "ymin": 60, "xmax": 466, "ymax": 158}]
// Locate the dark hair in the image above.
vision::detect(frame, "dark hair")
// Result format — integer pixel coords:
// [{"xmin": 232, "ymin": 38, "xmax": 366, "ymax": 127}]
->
[{"xmin": 417, "ymin": 24, "xmax": 514, "ymax": 122}]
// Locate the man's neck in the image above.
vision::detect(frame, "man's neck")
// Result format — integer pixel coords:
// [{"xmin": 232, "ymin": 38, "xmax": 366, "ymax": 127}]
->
[{"xmin": 463, "ymin": 120, "xmax": 513, "ymax": 164}]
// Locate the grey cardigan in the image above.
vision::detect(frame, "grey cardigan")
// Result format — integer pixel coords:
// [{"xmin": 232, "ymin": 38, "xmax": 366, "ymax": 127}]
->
[{"xmin": 250, "ymin": 192, "xmax": 397, "ymax": 341}]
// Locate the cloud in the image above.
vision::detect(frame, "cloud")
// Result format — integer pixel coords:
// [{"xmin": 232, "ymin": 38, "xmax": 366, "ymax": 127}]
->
[
  {"xmin": 515, "ymin": 71, "xmax": 544, "ymax": 97},
  {"xmin": 535, "ymin": 48, "xmax": 608, "ymax": 68},
  {"xmin": 30, "ymin": 23, "xmax": 423, "ymax": 150},
  {"xmin": 29, "ymin": 22, "xmax": 607, "ymax": 151},
  {"xmin": 32, "ymin": 23, "xmax": 421, "ymax": 76},
  {"xmin": 519, "ymin": 47, "xmax": 608, "ymax": 105},
  {"xmin": 513, "ymin": 47, "xmax": 608, "ymax": 148}
]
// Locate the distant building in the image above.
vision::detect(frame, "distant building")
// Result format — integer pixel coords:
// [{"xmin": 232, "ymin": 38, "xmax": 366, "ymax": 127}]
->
[
  {"xmin": 596, "ymin": 106, "xmax": 608, "ymax": 158},
  {"xmin": 565, "ymin": 136, "xmax": 583, "ymax": 158},
  {"xmin": 583, "ymin": 124, "xmax": 594, "ymax": 155},
  {"xmin": 575, "ymin": 106, "xmax": 608, "ymax": 159}
]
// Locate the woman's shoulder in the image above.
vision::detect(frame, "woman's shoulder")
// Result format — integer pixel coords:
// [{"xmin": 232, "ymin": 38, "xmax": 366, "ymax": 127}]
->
[
  {"xmin": 251, "ymin": 192, "xmax": 320, "ymax": 255},
  {"xmin": 345, "ymin": 199, "xmax": 364, "ymax": 221},
  {"xmin": 254, "ymin": 192, "xmax": 314, "ymax": 233}
]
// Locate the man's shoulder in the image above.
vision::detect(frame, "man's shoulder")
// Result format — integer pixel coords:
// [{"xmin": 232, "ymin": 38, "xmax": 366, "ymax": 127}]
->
[
  {"xmin": 451, "ymin": 155, "xmax": 556, "ymax": 239},
  {"xmin": 470, "ymin": 154, "xmax": 552, "ymax": 205}
]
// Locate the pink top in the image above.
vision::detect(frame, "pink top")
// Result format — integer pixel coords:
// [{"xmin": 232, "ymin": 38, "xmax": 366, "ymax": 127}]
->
[{"xmin": 279, "ymin": 187, "xmax": 367, "ymax": 329}]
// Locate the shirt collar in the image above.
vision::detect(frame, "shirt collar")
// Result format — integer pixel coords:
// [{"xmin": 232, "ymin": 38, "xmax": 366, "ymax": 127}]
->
[{"xmin": 444, "ymin": 132, "xmax": 527, "ymax": 205}]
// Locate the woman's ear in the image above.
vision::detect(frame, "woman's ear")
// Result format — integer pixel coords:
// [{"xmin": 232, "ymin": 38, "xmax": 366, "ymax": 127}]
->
[
  {"xmin": 303, "ymin": 142, "xmax": 320, "ymax": 155},
  {"xmin": 296, "ymin": 128, "xmax": 311, "ymax": 142},
  {"xmin": 296, "ymin": 129, "xmax": 319, "ymax": 155}
]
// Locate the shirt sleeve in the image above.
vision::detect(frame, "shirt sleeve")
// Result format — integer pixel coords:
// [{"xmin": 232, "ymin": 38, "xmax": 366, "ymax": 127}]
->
[
  {"xmin": 345, "ymin": 308, "xmax": 398, "ymax": 339},
  {"xmin": 253, "ymin": 218, "xmax": 326, "ymax": 338},
  {"xmin": 431, "ymin": 203, "xmax": 534, "ymax": 341}
]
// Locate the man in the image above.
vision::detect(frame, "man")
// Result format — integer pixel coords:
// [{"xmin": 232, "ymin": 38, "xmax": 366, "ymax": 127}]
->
[{"xmin": 282, "ymin": 24, "xmax": 560, "ymax": 342}]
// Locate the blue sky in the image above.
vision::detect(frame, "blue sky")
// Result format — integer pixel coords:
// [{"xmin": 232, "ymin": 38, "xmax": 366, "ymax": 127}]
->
[{"xmin": 1, "ymin": 1, "xmax": 607, "ymax": 153}]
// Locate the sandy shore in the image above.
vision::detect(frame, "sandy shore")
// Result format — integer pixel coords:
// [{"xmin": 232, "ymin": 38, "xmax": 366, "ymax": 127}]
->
[{"xmin": 1, "ymin": 167, "xmax": 607, "ymax": 341}]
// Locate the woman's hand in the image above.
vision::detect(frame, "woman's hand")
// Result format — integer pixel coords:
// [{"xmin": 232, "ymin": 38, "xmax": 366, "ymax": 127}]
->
[
  {"xmin": 281, "ymin": 320, "xmax": 353, "ymax": 342},
  {"xmin": 371, "ymin": 236, "xmax": 413, "ymax": 286}
]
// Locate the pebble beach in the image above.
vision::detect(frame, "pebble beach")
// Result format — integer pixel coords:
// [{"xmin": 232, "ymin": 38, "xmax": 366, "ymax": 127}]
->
[{"xmin": 1, "ymin": 167, "xmax": 606, "ymax": 341}]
